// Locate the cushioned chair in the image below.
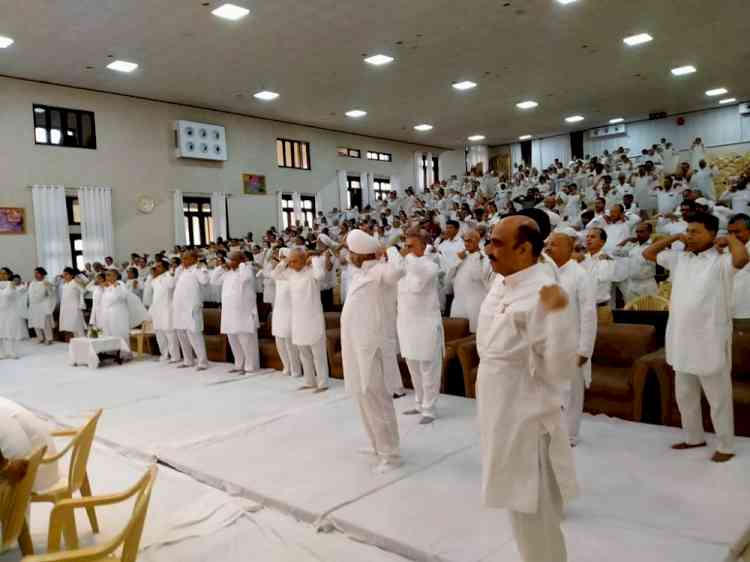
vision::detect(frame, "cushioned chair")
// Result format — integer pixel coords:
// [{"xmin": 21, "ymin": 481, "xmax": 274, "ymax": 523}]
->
[
  {"xmin": 203, "ymin": 308, "xmax": 229, "ymax": 363},
  {"xmin": 257, "ymin": 318, "xmax": 284, "ymax": 371},
  {"xmin": 326, "ymin": 329, "xmax": 343, "ymax": 379},
  {"xmin": 1, "ymin": 446, "xmax": 46, "ymax": 556},
  {"xmin": 441, "ymin": 319, "xmax": 472, "ymax": 396},
  {"xmin": 456, "ymin": 339, "xmax": 480, "ymax": 399},
  {"xmin": 324, "ymin": 312, "xmax": 341, "ymax": 331},
  {"xmin": 585, "ymin": 323, "xmax": 660, "ymax": 422}
]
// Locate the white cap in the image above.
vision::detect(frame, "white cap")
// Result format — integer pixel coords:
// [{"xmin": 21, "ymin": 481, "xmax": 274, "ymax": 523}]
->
[{"xmin": 347, "ymin": 229, "xmax": 381, "ymax": 255}]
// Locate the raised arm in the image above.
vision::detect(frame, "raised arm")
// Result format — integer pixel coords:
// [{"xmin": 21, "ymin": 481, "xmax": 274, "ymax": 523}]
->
[
  {"xmin": 643, "ymin": 234, "xmax": 685, "ymax": 263},
  {"xmin": 719, "ymin": 234, "xmax": 750, "ymax": 270}
]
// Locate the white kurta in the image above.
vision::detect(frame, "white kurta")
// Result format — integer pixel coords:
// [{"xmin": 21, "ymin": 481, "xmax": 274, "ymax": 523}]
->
[
  {"xmin": 211, "ymin": 263, "xmax": 259, "ymax": 334},
  {"xmin": 446, "ymin": 251, "xmax": 494, "ymax": 332},
  {"xmin": 557, "ymin": 260, "xmax": 598, "ymax": 385},
  {"xmin": 172, "ymin": 266, "xmax": 210, "ymax": 332},
  {"xmin": 100, "ymin": 282, "xmax": 131, "ymax": 340},
  {"xmin": 272, "ymin": 258, "xmax": 326, "ymax": 346},
  {"xmin": 59, "ymin": 281, "xmax": 86, "ymax": 334},
  {"xmin": 734, "ymin": 241, "xmax": 750, "ymax": 320},
  {"xmin": 149, "ymin": 274, "xmax": 177, "ymax": 331},
  {"xmin": 27, "ymin": 280, "xmax": 56, "ymax": 329},
  {"xmin": 580, "ymin": 251, "xmax": 627, "ymax": 304},
  {"xmin": 476, "ymin": 263, "xmax": 579, "ymax": 513},
  {"xmin": 0, "ymin": 284, "xmax": 28, "ymax": 340}
]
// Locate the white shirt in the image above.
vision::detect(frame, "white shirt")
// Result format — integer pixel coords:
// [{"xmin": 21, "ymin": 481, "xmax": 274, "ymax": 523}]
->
[
  {"xmin": 557, "ymin": 260, "xmax": 598, "ymax": 376},
  {"xmin": 445, "ymin": 251, "xmax": 494, "ymax": 333},
  {"xmin": 210, "ymin": 263, "xmax": 258, "ymax": 334},
  {"xmin": 580, "ymin": 251, "xmax": 627, "ymax": 304},
  {"xmin": 734, "ymin": 241, "xmax": 750, "ymax": 319},
  {"xmin": 690, "ymin": 167, "xmax": 718, "ymax": 199},
  {"xmin": 656, "ymin": 190, "xmax": 681, "ymax": 215},
  {"xmin": 721, "ymin": 190, "xmax": 750, "ymax": 215},
  {"xmin": 437, "ymin": 236, "xmax": 466, "ymax": 270}
]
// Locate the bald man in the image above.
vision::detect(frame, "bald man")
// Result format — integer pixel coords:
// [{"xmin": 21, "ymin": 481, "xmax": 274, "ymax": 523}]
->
[
  {"xmin": 445, "ymin": 229, "xmax": 493, "ymax": 333},
  {"xmin": 477, "ymin": 216, "xmax": 578, "ymax": 562}
]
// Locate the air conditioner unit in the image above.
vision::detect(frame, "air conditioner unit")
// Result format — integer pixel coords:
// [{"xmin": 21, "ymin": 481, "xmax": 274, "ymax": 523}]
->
[
  {"xmin": 174, "ymin": 120, "xmax": 227, "ymax": 161},
  {"xmin": 739, "ymin": 103, "xmax": 750, "ymax": 116},
  {"xmin": 589, "ymin": 123, "xmax": 626, "ymax": 139}
]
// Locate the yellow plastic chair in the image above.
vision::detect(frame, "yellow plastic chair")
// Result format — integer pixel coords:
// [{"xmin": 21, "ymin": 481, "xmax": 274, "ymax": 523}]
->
[
  {"xmin": 31, "ymin": 410, "xmax": 103, "ymax": 550},
  {"xmin": 657, "ymin": 282, "xmax": 672, "ymax": 300},
  {"xmin": 1, "ymin": 446, "xmax": 47, "ymax": 556},
  {"xmin": 21, "ymin": 465, "xmax": 158, "ymax": 562},
  {"xmin": 624, "ymin": 295, "xmax": 670, "ymax": 311}
]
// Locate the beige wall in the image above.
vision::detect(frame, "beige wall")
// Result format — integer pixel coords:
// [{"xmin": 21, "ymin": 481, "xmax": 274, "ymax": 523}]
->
[{"xmin": 0, "ymin": 76, "xmax": 439, "ymax": 278}]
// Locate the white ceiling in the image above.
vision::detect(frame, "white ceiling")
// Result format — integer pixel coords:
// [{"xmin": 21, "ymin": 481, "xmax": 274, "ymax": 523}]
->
[{"xmin": 1, "ymin": 0, "xmax": 749, "ymax": 148}]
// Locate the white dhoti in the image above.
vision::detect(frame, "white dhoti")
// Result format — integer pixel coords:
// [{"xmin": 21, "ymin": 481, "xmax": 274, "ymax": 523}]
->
[
  {"xmin": 405, "ymin": 345, "xmax": 442, "ymax": 417},
  {"xmin": 275, "ymin": 336, "xmax": 301, "ymax": 377},
  {"xmin": 297, "ymin": 338, "xmax": 330, "ymax": 389},
  {"xmin": 509, "ymin": 433, "xmax": 567, "ymax": 562},
  {"xmin": 228, "ymin": 332, "xmax": 260, "ymax": 373},
  {"xmin": 675, "ymin": 369, "xmax": 735, "ymax": 454},
  {"xmin": 176, "ymin": 330, "xmax": 208, "ymax": 369}
]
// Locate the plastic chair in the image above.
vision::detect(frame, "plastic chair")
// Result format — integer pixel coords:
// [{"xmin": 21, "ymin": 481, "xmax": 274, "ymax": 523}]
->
[
  {"xmin": 31, "ymin": 410, "xmax": 103, "ymax": 550},
  {"xmin": 657, "ymin": 282, "xmax": 672, "ymax": 300},
  {"xmin": 624, "ymin": 295, "xmax": 670, "ymax": 312},
  {"xmin": 21, "ymin": 465, "xmax": 158, "ymax": 562},
  {"xmin": 1, "ymin": 446, "xmax": 47, "ymax": 556}
]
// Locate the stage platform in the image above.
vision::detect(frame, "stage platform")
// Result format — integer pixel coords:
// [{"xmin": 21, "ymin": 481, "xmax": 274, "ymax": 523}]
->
[{"xmin": 2, "ymin": 341, "xmax": 749, "ymax": 562}]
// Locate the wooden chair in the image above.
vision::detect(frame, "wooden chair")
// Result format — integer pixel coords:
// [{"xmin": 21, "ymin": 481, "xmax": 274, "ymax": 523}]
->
[
  {"xmin": 1, "ymin": 446, "xmax": 47, "ymax": 556},
  {"xmin": 624, "ymin": 294, "xmax": 670, "ymax": 311},
  {"xmin": 31, "ymin": 410, "xmax": 103, "ymax": 550},
  {"xmin": 21, "ymin": 465, "xmax": 158, "ymax": 562}
]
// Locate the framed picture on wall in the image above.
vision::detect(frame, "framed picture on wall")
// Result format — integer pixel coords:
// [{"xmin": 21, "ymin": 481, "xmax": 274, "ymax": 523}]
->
[
  {"xmin": 0, "ymin": 207, "xmax": 25, "ymax": 235},
  {"xmin": 242, "ymin": 174, "xmax": 267, "ymax": 195}
]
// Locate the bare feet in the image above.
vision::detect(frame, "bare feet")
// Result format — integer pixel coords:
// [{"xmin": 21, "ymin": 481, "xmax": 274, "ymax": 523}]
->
[
  {"xmin": 402, "ymin": 409, "xmax": 421, "ymax": 416},
  {"xmin": 711, "ymin": 451, "xmax": 735, "ymax": 463},
  {"xmin": 671, "ymin": 442, "xmax": 707, "ymax": 450},
  {"xmin": 419, "ymin": 416, "xmax": 435, "ymax": 425},
  {"xmin": 297, "ymin": 385, "xmax": 315, "ymax": 391},
  {"xmin": 314, "ymin": 386, "xmax": 329, "ymax": 394}
]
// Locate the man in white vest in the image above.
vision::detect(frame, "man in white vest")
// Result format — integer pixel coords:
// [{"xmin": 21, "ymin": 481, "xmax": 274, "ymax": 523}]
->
[
  {"xmin": 272, "ymin": 249, "xmax": 330, "ymax": 392},
  {"xmin": 387, "ymin": 233, "xmax": 444, "ymax": 424},
  {"xmin": 644, "ymin": 212, "xmax": 749, "ymax": 463},
  {"xmin": 211, "ymin": 251, "xmax": 260, "ymax": 375},
  {"xmin": 173, "ymin": 250, "xmax": 210, "ymax": 371},
  {"xmin": 341, "ymin": 229, "xmax": 402, "ymax": 473},
  {"xmin": 477, "ymin": 216, "xmax": 578, "ymax": 562},
  {"xmin": 546, "ymin": 230, "xmax": 598, "ymax": 445},
  {"xmin": 445, "ymin": 229, "xmax": 494, "ymax": 333}
]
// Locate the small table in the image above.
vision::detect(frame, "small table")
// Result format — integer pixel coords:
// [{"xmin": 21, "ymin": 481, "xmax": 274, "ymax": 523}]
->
[{"xmin": 69, "ymin": 337, "xmax": 131, "ymax": 369}]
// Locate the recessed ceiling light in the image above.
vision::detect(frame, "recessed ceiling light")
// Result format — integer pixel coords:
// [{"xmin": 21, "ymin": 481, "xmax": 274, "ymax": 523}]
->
[
  {"xmin": 467, "ymin": 134, "xmax": 485, "ymax": 141},
  {"xmin": 623, "ymin": 33, "xmax": 653, "ymax": 47},
  {"xmin": 565, "ymin": 115, "xmax": 584, "ymax": 123},
  {"xmin": 253, "ymin": 90, "xmax": 279, "ymax": 101},
  {"xmin": 345, "ymin": 109, "xmax": 367, "ymax": 118},
  {"xmin": 453, "ymin": 80, "xmax": 477, "ymax": 91},
  {"xmin": 414, "ymin": 124, "xmax": 434, "ymax": 132},
  {"xmin": 671, "ymin": 65, "xmax": 696, "ymax": 76},
  {"xmin": 609, "ymin": 117, "xmax": 624, "ymax": 124},
  {"xmin": 364, "ymin": 54, "xmax": 394, "ymax": 66},
  {"xmin": 557, "ymin": 0, "xmax": 577, "ymax": 4},
  {"xmin": 211, "ymin": 3, "xmax": 250, "ymax": 20},
  {"xmin": 0, "ymin": 35, "xmax": 14, "ymax": 49},
  {"xmin": 519, "ymin": 134, "xmax": 533, "ymax": 140},
  {"xmin": 719, "ymin": 98, "xmax": 737, "ymax": 105},
  {"xmin": 106, "ymin": 60, "xmax": 139, "ymax": 73},
  {"xmin": 706, "ymin": 87, "xmax": 728, "ymax": 97},
  {"xmin": 516, "ymin": 100, "xmax": 539, "ymax": 110}
]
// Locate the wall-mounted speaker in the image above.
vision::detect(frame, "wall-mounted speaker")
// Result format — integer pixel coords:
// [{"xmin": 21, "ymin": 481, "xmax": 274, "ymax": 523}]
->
[{"xmin": 174, "ymin": 120, "xmax": 227, "ymax": 161}]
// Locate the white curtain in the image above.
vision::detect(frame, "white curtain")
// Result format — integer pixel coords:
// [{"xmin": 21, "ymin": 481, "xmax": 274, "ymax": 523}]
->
[
  {"xmin": 467, "ymin": 145, "xmax": 489, "ymax": 174},
  {"xmin": 391, "ymin": 176, "xmax": 401, "ymax": 197},
  {"xmin": 210, "ymin": 192, "xmax": 228, "ymax": 241},
  {"xmin": 77, "ymin": 187, "xmax": 114, "ymax": 265},
  {"xmin": 337, "ymin": 170, "xmax": 348, "ymax": 210},
  {"xmin": 360, "ymin": 172, "xmax": 370, "ymax": 209},
  {"xmin": 510, "ymin": 143, "xmax": 524, "ymax": 170},
  {"xmin": 414, "ymin": 152, "xmax": 425, "ymax": 192},
  {"xmin": 292, "ymin": 192, "xmax": 302, "ymax": 225},
  {"xmin": 276, "ymin": 191, "xmax": 284, "ymax": 230},
  {"xmin": 173, "ymin": 190, "xmax": 186, "ymax": 246},
  {"xmin": 314, "ymin": 192, "xmax": 322, "ymax": 219},
  {"xmin": 31, "ymin": 185, "xmax": 71, "ymax": 276},
  {"xmin": 425, "ymin": 152, "xmax": 435, "ymax": 188},
  {"xmin": 531, "ymin": 140, "xmax": 543, "ymax": 171}
]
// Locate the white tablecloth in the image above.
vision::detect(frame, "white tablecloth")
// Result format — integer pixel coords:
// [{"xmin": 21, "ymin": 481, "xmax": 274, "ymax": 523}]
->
[{"xmin": 69, "ymin": 337, "xmax": 131, "ymax": 369}]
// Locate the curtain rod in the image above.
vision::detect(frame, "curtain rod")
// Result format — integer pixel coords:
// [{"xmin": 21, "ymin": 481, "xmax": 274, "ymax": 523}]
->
[{"xmin": 26, "ymin": 185, "xmax": 111, "ymax": 191}]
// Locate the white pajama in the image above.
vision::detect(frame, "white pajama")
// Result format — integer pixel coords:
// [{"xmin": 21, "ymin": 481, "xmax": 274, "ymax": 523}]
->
[
  {"xmin": 675, "ymin": 369, "xmax": 735, "ymax": 454},
  {"xmin": 383, "ymin": 336, "xmax": 405, "ymax": 395},
  {"xmin": 405, "ymin": 350, "xmax": 442, "ymax": 417},
  {"xmin": 509, "ymin": 434, "xmax": 567, "ymax": 562},
  {"xmin": 228, "ymin": 332, "xmax": 260, "ymax": 372},
  {"xmin": 297, "ymin": 338, "xmax": 330, "ymax": 389},
  {"xmin": 35, "ymin": 316, "xmax": 54, "ymax": 343},
  {"xmin": 563, "ymin": 369, "xmax": 586, "ymax": 444},
  {"xmin": 176, "ymin": 329, "xmax": 208, "ymax": 368},
  {"xmin": 356, "ymin": 354, "xmax": 400, "ymax": 462},
  {"xmin": 155, "ymin": 330, "xmax": 181, "ymax": 363},
  {"xmin": 1, "ymin": 338, "xmax": 17, "ymax": 358},
  {"xmin": 275, "ymin": 336, "xmax": 301, "ymax": 377}
]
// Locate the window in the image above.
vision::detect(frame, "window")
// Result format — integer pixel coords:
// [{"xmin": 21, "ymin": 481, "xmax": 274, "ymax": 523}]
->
[
  {"xmin": 346, "ymin": 176, "xmax": 362, "ymax": 210},
  {"xmin": 367, "ymin": 151, "xmax": 392, "ymax": 162},
  {"xmin": 419, "ymin": 154, "xmax": 440, "ymax": 188},
  {"xmin": 276, "ymin": 138, "xmax": 311, "ymax": 170},
  {"xmin": 66, "ymin": 196, "xmax": 84, "ymax": 270},
  {"xmin": 33, "ymin": 104, "xmax": 97, "ymax": 149},
  {"xmin": 281, "ymin": 193, "xmax": 295, "ymax": 229},
  {"xmin": 337, "ymin": 147, "xmax": 361, "ymax": 159},
  {"xmin": 372, "ymin": 178, "xmax": 392, "ymax": 201},
  {"xmin": 66, "ymin": 196, "xmax": 81, "ymax": 225},
  {"xmin": 300, "ymin": 195, "xmax": 316, "ymax": 227},
  {"xmin": 182, "ymin": 197, "xmax": 214, "ymax": 247}
]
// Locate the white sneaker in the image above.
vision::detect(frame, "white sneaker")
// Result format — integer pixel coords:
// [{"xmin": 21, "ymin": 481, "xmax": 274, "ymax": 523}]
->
[{"xmin": 374, "ymin": 458, "xmax": 403, "ymax": 474}]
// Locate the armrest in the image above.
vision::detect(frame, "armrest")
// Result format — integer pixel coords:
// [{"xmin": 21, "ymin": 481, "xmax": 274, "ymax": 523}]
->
[
  {"xmin": 50, "ymin": 429, "xmax": 76, "ymax": 437},
  {"xmin": 42, "ymin": 436, "xmax": 78, "ymax": 464}
]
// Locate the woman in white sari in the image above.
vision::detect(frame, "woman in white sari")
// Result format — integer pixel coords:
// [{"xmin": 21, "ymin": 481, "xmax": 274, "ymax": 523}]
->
[
  {"xmin": 28, "ymin": 267, "xmax": 56, "ymax": 344},
  {"xmin": 58, "ymin": 267, "xmax": 87, "ymax": 337}
]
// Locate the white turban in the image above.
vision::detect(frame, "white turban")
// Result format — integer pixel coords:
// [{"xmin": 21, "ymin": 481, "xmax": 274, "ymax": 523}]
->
[{"xmin": 347, "ymin": 229, "xmax": 381, "ymax": 255}]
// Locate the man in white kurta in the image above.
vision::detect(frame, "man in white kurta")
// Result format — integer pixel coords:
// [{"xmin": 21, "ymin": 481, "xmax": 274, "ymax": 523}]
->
[
  {"xmin": 341, "ymin": 230, "xmax": 402, "ymax": 473},
  {"xmin": 477, "ymin": 216, "xmax": 578, "ymax": 562},
  {"xmin": 644, "ymin": 213, "xmax": 749, "ymax": 462},
  {"xmin": 28, "ymin": 268, "xmax": 56, "ymax": 345},
  {"xmin": 172, "ymin": 251, "xmax": 210, "ymax": 371},
  {"xmin": 272, "ymin": 249, "xmax": 330, "ymax": 392},
  {"xmin": 614, "ymin": 222, "xmax": 658, "ymax": 303},
  {"xmin": 270, "ymin": 249, "xmax": 302, "ymax": 378},
  {"xmin": 547, "ymin": 231, "xmax": 598, "ymax": 445},
  {"xmin": 211, "ymin": 252, "xmax": 260, "ymax": 374},
  {"xmin": 148, "ymin": 261, "xmax": 181, "ymax": 363},
  {"xmin": 445, "ymin": 229, "xmax": 493, "ymax": 333},
  {"xmin": 580, "ymin": 228, "xmax": 627, "ymax": 324},
  {"xmin": 387, "ymin": 235, "xmax": 444, "ymax": 424},
  {"xmin": 728, "ymin": 214, "xmax": 750, "ymax": 328}
]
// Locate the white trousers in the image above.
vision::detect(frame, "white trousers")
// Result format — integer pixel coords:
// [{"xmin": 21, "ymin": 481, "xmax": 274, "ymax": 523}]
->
[
  {"xmin": 155, "ymin": 330, "xmax": 181, "ymax": 362},
  {"xmin": 675, "ymin": 370, "xmax": 735, "ymax": 454},
  {"xmin": 0, "ymin": 338, "xmax": 18, "ymax": 358},
  {"xmin": 383, "ymin": 336, "xmax": 405, "ymax": 395},
  {"xmin": 35, "ymin": 316, "xmax": 54, "ymax": 343},
  {"xmin": 275, "ymin": 336, "xmax": 301, "ymax": 376},
  {"xmin": 297, "ymin": 338, "xmax": 330, "ymax": 389},
  {"xmin": 228, "ymin": 332, "xmax": 260, "ymax": 372},
  {"xmin": 563, "ymin": 368, "xmax": 586, "ymax": 444},
  {"xmin": 357, "ymin": 352, "xmax": 400, "ymax": 461},
  {"xmin": 509, "ymin": 433, "xmax": 567, "ymax": 562},
  {"xmin": 405, "ymin": 349, "xmax": 442, "ymax": 417},
  {"xmin": 176, "ymin": 330, "xmax": 208, "ymax": 368}
]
